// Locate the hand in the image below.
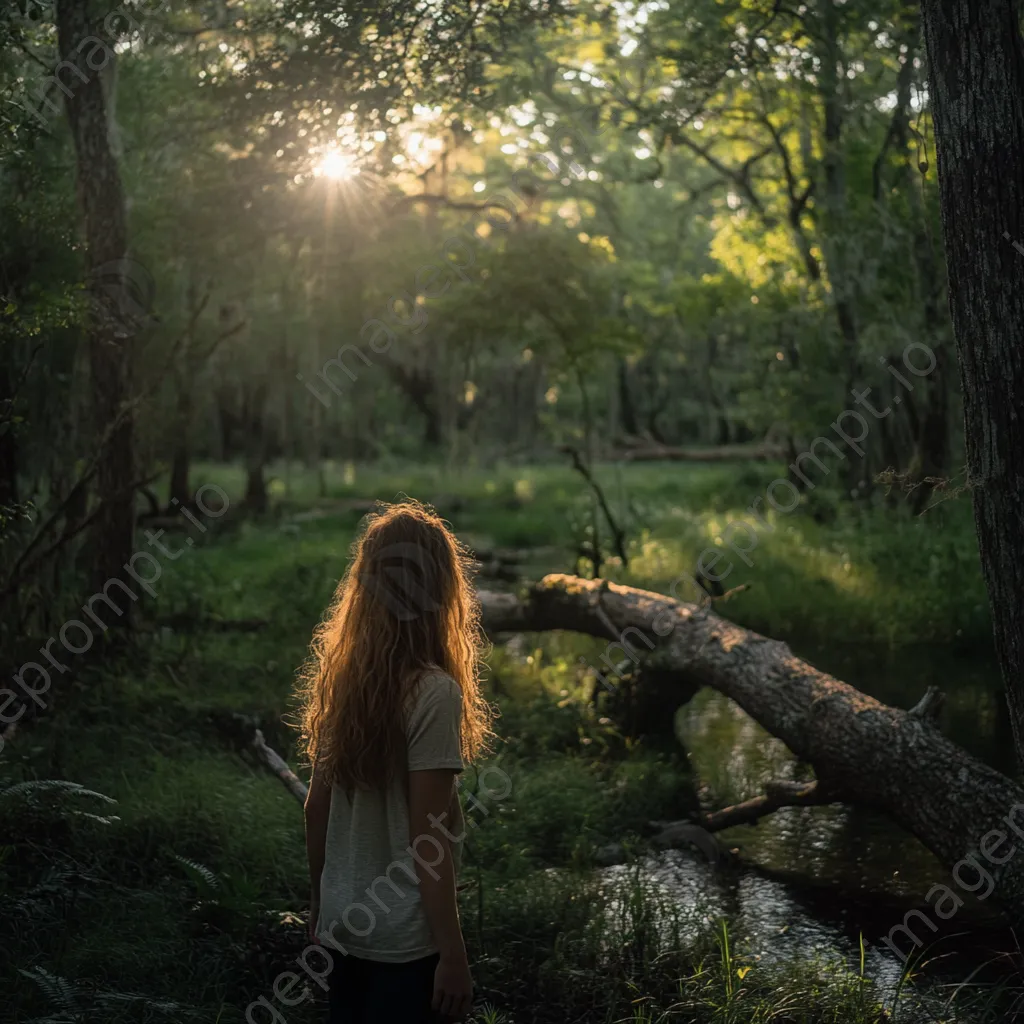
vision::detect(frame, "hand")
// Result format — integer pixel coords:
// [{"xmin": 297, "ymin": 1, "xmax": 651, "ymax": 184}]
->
[
  {"xmin": 432, "ymin": 953, "xmax": 472, "ymax": 1020},
  {"xmin": 308, "ymin": 899, "xmax": 320, "ymax": 945}
]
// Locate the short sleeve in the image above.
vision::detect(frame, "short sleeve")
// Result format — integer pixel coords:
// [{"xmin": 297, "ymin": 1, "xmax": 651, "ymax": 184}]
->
[{"xmin": 406, "ymin": 672, "xmax": 464, "ymax": 773}]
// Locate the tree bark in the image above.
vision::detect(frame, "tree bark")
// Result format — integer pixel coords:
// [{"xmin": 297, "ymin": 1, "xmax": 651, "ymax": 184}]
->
[
  {"xmin": 56, "ymin": 0, "xmax": 135, "ymax": 590},
  {"xmin": 478, "ymin": 575, "xmax": 1024, "ymax": 915},
  {"xmin": 919, "ymin": 0, "xmax": 1024, "ymax": 765}
]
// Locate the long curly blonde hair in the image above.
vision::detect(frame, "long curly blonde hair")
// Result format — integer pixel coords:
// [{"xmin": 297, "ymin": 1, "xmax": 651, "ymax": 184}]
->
[{"xmin": 297, "ymin": 500, "xmax": 491, "ymax": 792}]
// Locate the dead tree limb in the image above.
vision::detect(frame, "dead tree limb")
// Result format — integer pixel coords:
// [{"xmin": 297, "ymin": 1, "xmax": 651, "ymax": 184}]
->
[
  {"xmin": 477, "ymin": 574, "xmax": 1024, "ymax": 915},
  {"xmin": 667, "ymin": 780, "xmax": 838, "ymax": 836},
  {"xmin": 252, "ymin": 729, "xmax": 307, "ymax": 804},
  {"xmin": 909, "ymin": 685, "xmax": 946, "ymax": 723}
]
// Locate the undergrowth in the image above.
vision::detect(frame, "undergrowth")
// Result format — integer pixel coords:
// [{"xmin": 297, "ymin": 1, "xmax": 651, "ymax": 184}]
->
[{"xmin": 0, "ymin": 461, "xmax": 1005, "ymax": 1023}]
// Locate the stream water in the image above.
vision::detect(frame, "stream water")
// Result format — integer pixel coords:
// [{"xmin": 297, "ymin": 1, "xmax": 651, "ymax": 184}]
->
[{"xmin": 616, "ymin": 641, "xmax": 1018, "ymax": 1015}]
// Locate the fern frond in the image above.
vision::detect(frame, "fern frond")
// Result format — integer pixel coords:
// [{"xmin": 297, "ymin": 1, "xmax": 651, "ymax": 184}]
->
[
  {"xmin": 1, "ymin": 779, "xmax": 117, "ymax": 805},
  {"xmin": 95, "ymin": 991, "xmax": 203, "ymax": 1017},
  {"xmin": 171, "ymin": 854, "xmax": 221, "ymax": 892},
  {"xmin": 67, "ymin": 810, "xmax": 121, "ymax": 826},
  {"xmin": 17, "ymin": 967, "xmax": 79, "ymax": 1013}
]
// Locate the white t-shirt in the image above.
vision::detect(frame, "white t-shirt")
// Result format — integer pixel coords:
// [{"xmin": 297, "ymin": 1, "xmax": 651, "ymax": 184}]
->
[{"xmin": 315, "ymin": 670, "xmax": 465, "ymax": 962}]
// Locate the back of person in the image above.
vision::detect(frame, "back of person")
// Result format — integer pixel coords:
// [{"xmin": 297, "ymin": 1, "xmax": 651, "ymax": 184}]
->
[
  {"xmin": 317, "ymin": 669, "xmax": 466, "ymax": 960},
  {"xmin": 297, "ymin": 501, "xmax": 491, "ymax": 1023}
]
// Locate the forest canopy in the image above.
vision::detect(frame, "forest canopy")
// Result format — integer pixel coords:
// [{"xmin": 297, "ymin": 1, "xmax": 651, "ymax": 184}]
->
[{"xmin": 1, "ymin": 0, "xmax": 955, "ymax": 575}]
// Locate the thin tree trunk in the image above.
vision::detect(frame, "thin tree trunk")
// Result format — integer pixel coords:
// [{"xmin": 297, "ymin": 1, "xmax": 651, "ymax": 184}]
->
[
  {"xmin": 817, "ymin": 1, "xmax": 867, "ymax": 498},
  {"xmin": 887, "ymin": 14, "xmax": 952, "ymax": 512},
  {"xmin": 168, "ymin": 439, "xmax": 191, "ymax": 509},
  {"xmin": 906, "ymin": 177, "xmax": 952, "ymax": 509},
  {"xmin": 920, "ymin": 0, "xmax": 1024, "ymax": 765},
  {"xmin": 617, "ymin": 358, "xmax": 639, "ymax": 438},
  {"xmin": 908, "ymin": 345, "xmax": 952, "ymax": 514},
  {"xmin": 56, "ymin": 0, "xmax": 135, "ymax": 589},
  {"xmin": 0, "ymin": 366, "xmax": 18, "ymax": 508},
  {"xmin": 703, "ymin": 335, "xmax": 730, "ymax": 445},
  {"xmin": 243, "ymin": 381, "xmax": 269, "ymax": 513},
  {"xmin": 168, "ymin": 276, "xmax": 202, "ymax": 509},
  {"xmin": 244, "ymin": 462, "xmax": 268, "ymax": 513},
  {"xmin": 384, "ymin": 360, "xmax": 442, "ymax": 448}
]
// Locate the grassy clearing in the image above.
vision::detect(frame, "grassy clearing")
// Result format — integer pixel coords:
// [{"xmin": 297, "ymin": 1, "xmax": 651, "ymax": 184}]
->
[
  {"xmin": 0, "ymin": 461, "xmax": 1001, "ymax": 1022},
  {"xmin": 189, "ymin": 457, "xmax": 989, "ymax": 647}
]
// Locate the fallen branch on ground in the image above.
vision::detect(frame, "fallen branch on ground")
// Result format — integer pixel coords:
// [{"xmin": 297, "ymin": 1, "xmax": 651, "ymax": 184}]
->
[
  {"xmin": 252, "ymin": 729, "xmax": 307, "ymax": 804},
  {"xmin": 610, "ymin": 442, "xmax": 787, "ymax": 462},
  {"xmin": 653, "ymin": 780, "xmax": 838, "ymax": 839}
]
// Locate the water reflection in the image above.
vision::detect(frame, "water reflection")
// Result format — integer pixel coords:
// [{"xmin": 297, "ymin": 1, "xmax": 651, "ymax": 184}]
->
[
  {"xmin": 603, "ymin": 852, "xmax": 935, "ymax": 1012},
  {"xmin": 677, "ymin": 640, "xmax": 1011, "ymax": 897},
  {"xmin": 797, "ymin": 639, "xmax": 1014, "ymax": 778},
  {"xmin": 652, "ymin": 640, "xmax": 1016, "ymax": 1015}
]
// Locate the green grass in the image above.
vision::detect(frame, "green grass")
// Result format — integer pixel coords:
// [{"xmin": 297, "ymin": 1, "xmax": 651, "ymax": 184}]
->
[
  {"xmin": 182, "ymin": 456, "xmax": 990, "ymax": 647},
  {"xmin": 0, "ymin": 460, "xmax": 1001, "ymax": 1022}
]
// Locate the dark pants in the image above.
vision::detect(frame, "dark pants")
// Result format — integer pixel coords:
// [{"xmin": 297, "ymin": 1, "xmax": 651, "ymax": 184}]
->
[{"xmin": 327, "ymin": 952, "xmax": 440, "ymax": 1024}]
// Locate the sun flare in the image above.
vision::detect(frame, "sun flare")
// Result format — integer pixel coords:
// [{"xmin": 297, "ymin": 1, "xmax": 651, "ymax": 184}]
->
[{"xmin": 317, "ymin": 150, "xmax": 358, "ymax": 180}]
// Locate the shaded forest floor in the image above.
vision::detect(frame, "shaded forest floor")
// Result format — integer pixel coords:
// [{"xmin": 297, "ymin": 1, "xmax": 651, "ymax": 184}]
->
[{"xmin": 1, "ymin": 461, "xmax": 1009, "ymax": 1023}]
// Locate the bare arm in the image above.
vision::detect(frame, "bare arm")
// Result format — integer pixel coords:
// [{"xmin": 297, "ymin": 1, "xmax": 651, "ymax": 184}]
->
[
  {"xmin": 304, "ymin": 763, "xmax": 332, "ymax": 942},
  {"xmin": 408, "ymin": 768, "xmax": 472, "ymax": 1019}
]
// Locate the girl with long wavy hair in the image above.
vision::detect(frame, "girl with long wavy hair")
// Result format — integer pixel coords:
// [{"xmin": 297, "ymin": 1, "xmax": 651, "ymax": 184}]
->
[{"xmin": 298, "ymin": 500, "xmax": 491, "ymax": 1024}]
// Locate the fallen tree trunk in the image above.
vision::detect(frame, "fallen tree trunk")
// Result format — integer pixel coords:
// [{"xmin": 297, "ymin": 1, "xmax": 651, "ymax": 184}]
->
[
  {"xmin": 478, "ymin": 575, "xmax": 1024, "ymax": 916},
  {"xmin": 608, "ymin": 442, "xmax": 786, "ymax": 463}
]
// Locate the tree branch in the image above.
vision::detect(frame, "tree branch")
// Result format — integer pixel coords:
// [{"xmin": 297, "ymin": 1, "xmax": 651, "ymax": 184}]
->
[
  {"xmin": 252, "ymin": 729, "xmax": 308, "ymax": 804},
  {"xmin": 387, "ymin": 193, "xmax": 517, "ymax": 217}
]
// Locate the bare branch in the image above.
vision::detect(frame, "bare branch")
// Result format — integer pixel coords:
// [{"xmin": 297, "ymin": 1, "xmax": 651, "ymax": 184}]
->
[{"xmin": 252, "ymin": 729, "xmax": 308, "ymax": 804}]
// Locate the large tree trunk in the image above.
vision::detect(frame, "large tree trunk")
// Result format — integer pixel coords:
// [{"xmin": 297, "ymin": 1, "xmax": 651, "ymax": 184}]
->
[
  {"xmin": 919, "ymin": 0, "xmax": 1024, "ymax": 766},
  {"xmin": 478, "ymin": 575, "xmax": 1024, "ymax": 915},
  {"xmin": 56, "ymin": 0, "xmax": 135, "ymax": 589}
]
